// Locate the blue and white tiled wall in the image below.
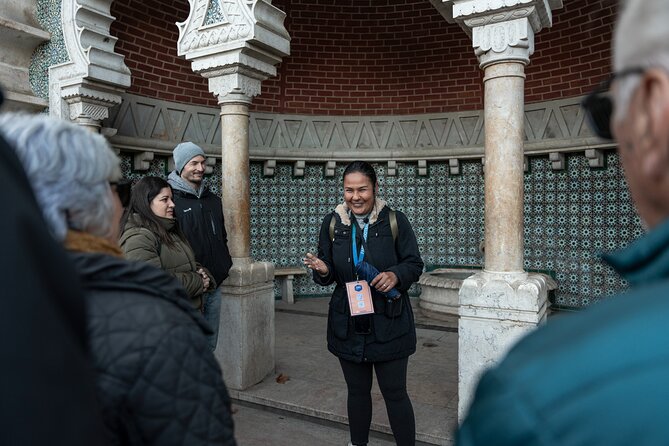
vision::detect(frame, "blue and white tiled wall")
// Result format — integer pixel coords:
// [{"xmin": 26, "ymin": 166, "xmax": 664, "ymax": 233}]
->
[
  {"xmin": 119, "ymin": 151, "xmax": 642, "ymax": 310},
  {"xmin": 31, "ymin": 0, "xmax": 69, "ymax": 100}
]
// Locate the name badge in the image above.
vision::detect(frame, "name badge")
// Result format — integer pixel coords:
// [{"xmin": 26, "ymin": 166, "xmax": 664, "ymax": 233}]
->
[{"xmin": 345, "ymin": 280, "xmax": 374, "ymax": 316}]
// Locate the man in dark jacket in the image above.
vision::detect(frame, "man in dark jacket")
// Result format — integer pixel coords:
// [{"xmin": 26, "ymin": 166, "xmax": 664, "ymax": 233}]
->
[
  {"xmin": 457, "ymin": 1, "xmax": 669, "ymax": 445},
  {"xmin": 0, "ymin": 89, "xmax": 107, "ymax": 446},
  {"xmin": 168, "ymin": 142, "xmax": 232, "ymax": 351}
]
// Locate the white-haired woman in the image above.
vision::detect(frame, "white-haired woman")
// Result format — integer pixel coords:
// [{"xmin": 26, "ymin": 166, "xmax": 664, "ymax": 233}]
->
[{"xmin": 0, "ymin": 113, "xmax": 236, "ymax": 446}]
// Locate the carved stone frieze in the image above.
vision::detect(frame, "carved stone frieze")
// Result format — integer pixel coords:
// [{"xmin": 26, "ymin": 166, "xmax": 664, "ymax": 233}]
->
[{"xmin": 105, "ymin": 93, "xmax": 613, "ymax": 160}]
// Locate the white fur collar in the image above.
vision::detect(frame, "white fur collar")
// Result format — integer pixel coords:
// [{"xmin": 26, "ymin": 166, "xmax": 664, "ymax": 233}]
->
[{"xmin": 334, "ymin": 198, "xmax": 387, "ymax": 226}]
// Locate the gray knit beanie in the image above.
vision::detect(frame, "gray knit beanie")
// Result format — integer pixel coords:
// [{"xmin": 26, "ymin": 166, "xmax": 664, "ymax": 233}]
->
[{"xmin": 173, "ymin": 142, "xmax": 206, "ymax": 174}]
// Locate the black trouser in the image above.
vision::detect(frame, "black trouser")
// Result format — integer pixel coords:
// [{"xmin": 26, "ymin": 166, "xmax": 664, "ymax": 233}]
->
[{"xmin": 339, "ymin": 356, "xmax": 415, "ymax": 446}]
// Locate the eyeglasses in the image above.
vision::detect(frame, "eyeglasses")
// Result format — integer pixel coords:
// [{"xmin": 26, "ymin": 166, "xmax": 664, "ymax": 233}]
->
[
  {"xmin": 581, "ymin": 67, "xmax": 646, "ymax": 140},
  {"xmin": 110, "ymin": 179, "xmax": 132, "ymax": 207}
]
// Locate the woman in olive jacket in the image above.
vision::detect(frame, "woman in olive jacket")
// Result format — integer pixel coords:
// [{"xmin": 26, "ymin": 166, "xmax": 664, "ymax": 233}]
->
[
  {"xmin": 304, "ymin": 161, "xmax": 424, "ymax": 446},
  {"xmin": 120, "ymin": 176, "xmax": 215, "ymax": 309}
]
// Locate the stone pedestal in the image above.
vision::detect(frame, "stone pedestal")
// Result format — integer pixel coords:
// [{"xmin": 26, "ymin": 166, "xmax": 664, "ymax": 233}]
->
[
  {"xmin": 216, "ymin": 261, "xmax": 275, "ymax": 390},
  {"xmin": 458, "ymin": 271, "xmax": 549, "ymax": 417}
]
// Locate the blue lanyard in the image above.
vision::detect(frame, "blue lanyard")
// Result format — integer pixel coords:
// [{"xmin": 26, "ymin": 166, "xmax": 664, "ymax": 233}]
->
[{"xmin": 352, "ymin": 223, "xmax": 369, "ymax": 266}]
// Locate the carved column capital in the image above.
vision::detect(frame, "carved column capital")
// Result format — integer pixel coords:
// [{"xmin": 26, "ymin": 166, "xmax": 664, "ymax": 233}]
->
[
  {"xmin": 207, "ymin": 68, "xmax": 263, "ymax": 104},
  {"xmin": 177, "ymin": 0, "xmax": 289, "ymax": 102},
  {"xmin": 443, "ymin": 0, "xmax": 562, "ymax": 68},
  {"xmin": 61, "ymin": 83, "xmax": 124, "ymax": 131}
]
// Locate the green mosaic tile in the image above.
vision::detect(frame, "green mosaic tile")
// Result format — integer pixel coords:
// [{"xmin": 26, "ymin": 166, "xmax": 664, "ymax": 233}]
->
[
  {"xmin": 118, "ymin": 152, "xmax": 641, "ymax": 309},
  {"xmin": 205, "ymin": 0, "xmax": 226, "ymax": 26}
]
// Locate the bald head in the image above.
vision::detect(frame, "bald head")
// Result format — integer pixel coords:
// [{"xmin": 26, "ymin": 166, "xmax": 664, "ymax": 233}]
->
[{"xmin": 614, "ymin": 0, "xmax": 669, "ymax": 72}]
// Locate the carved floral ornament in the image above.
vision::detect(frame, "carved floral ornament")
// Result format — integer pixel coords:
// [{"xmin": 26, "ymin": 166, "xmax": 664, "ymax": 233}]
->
[
  {"xmin": 472, "ymin": 17, "xmax": 533, "ymax": 60},
  {"xmin": 177, "ymin": 0, "xmax": 254, "ymax": 54}
]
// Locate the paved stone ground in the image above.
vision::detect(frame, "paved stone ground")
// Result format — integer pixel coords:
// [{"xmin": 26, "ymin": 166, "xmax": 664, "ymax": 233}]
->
[{"xmin": 231, "ymin": 297, "xmax": 458, "ymax": 446}]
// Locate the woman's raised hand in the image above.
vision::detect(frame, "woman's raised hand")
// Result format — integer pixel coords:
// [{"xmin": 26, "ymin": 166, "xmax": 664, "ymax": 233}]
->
[{"xmin": 303, "ymin": 252, "xmax": 329, "ymax": 276}]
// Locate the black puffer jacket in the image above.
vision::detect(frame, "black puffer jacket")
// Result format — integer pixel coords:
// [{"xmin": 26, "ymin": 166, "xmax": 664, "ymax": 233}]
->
[
  {"xmin": 168, "ymin": 172, "xmax": 232, "ymax": 285},
  {"xmin": 70, "ymin": 252, "xmax": 236, "ymax": 446},
  {"xmin": 313, "ymin": 200, "xmax": 424, "ymax": 363}
]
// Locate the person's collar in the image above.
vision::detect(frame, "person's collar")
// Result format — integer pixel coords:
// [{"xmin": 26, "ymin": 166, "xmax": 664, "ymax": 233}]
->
[
  {"xmin": 601, "ymin": 217, "xmax": 669, "ymax": 286},
  {"xmin": 334, "ymin": 198, "xmax": 386, "ymax": 226},
  {"xmin": 156, "ymin": 215, "xmax": 176, "ymax": 230},
  {"xmin": 167, "ymin": 170, "xmax": 205, "ymax": 197},
  {"xmin": 64, "ymin": 230, "xmax": 124, "ymax": 258}
]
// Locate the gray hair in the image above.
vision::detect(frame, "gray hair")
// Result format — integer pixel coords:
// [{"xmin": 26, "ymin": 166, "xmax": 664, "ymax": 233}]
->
[
  {"xmin": 613, "ymin": 0, "xmax": 669, "ymax": 121},
  {"xmin": 0, "ymin": 113, "xmax": 121, "ymax": 242}
]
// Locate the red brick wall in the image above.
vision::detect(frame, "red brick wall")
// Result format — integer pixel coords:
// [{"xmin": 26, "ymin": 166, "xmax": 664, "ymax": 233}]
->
[
  {"xmin": 110, "ymin": 0, "xmax": 616, "ymax": 115},
  {"xmin": 110, "ymin": 0, "xmax": 215, "ymax": 107}
]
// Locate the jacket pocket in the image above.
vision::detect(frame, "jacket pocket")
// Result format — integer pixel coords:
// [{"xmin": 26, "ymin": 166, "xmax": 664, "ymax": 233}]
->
[
  {"xmin": 372, "ymin": 297, "xmax": 410, "ymax": 343},
  {"xmin": 328, "ymin": 292, "xmax": 350, "ymax": 340}
]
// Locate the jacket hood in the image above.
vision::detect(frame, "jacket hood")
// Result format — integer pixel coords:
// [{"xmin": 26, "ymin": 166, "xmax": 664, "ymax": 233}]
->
[
  {"xmin": 69, "ymin": 252, "xmax": 212, "ymax": 333},
  {"xmin": 334, "ymin": 198, "xmax": 387, "ymax": 226},
  {"xmin": 601, "ymin": 217, "xmax": 669, "ymax": 287},
  {"xmin": 168, "ymin": 170, "xmax": 206, "ymax": 198}
]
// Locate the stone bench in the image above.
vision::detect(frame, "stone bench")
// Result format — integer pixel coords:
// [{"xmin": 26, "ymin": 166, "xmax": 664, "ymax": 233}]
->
[{"xmin": 274, "ymin": 267, "xmax": 308, "ymax": 304}]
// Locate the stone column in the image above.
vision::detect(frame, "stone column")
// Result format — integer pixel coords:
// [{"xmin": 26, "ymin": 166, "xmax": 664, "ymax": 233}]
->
[
  {"xmin": 215, "ymin": 92, "xmax": 275, "ymax": 390},
  {"xmin": 176, "ymin": 0, "xmax": 290, "ymax": 390},
  {"xmin": 483, "ymin": 61, "xmax": 526, "ymax": 272},
  {"xmin": 220, "ymin": 98, "xmax": 252, "ymax": 261},
  {"xmin": 440, "ymin": 0, "xmax": 563, "ymax": 419}
]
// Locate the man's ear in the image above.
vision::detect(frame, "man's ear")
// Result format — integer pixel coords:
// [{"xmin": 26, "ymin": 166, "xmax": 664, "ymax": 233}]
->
[{"xmin": 638, "ymin": 69, "xmax": 669, "ymax": 180}]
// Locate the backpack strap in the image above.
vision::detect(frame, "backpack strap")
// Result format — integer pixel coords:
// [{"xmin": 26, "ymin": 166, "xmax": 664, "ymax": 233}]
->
[{"xmin": 389, "ymin": 209, "xmax": 398, "ymax": 243}]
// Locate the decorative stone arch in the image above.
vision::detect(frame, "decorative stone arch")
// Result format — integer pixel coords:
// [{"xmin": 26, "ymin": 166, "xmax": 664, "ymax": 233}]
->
[{"xmin": 49, "ymin": 0, "xmax": 131, "ymax": 132}]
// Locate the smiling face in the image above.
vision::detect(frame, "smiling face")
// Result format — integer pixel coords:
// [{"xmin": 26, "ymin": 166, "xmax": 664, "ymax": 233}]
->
[
  {"xmin": 343, "ymin": 171, "xmax": 377, "ymax": 216},
  {"xmin": 150, "ymin": 187, "xmax": 175, "ymax": 219},
  {"xmin": 180, "ymin": 155, "xmax": 206, "ymax": 189}
]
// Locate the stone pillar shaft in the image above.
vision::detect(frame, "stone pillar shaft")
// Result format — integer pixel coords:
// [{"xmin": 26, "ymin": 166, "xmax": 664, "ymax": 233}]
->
[
  {"xmin": 483, "ymin": 62, "xmax": 526, "ymax": 273},
  {"xmin": 220, "ymin": 102, "xmax": 251, "ymax": 261}
]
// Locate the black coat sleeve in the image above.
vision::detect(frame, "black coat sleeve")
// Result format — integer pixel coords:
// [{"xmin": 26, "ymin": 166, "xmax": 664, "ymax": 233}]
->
[
  {"xmin": 386, "ymin": 211, "xmax": 424, "ymax": 292},
  {"xmin": 312, "ymin": 213, "xmax": 336, "ymax": 286}
]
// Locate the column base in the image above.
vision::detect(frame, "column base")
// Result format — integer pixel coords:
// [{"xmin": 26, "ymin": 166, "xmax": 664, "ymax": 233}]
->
[
  {"xmin": 216, "ymin": 261, "xmax": 275, "ymax": 390},
  {"xmin": 458, "ymin": 271, "xmax": 550, "ymax": 421}
]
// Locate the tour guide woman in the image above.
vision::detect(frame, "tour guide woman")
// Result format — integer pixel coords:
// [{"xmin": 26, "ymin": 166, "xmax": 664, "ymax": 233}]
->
[{"xmin": 304, "ymin": 161, "xmax": 424, "ymax": 446}]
